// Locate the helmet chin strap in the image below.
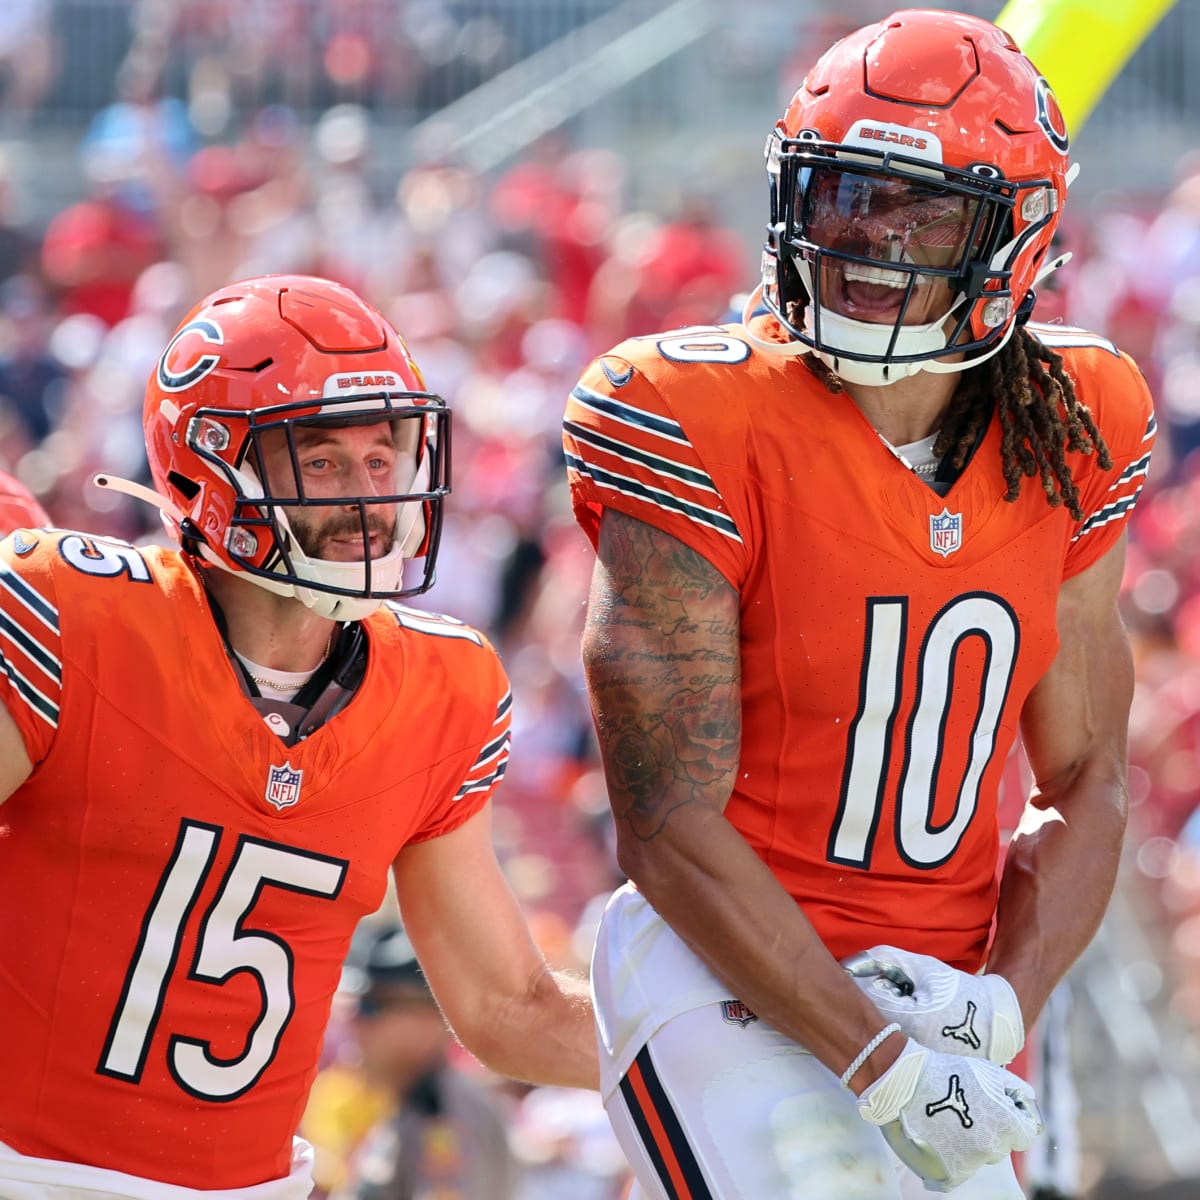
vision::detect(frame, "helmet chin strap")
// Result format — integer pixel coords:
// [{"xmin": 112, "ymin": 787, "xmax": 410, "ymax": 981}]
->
[
  {"xmin": 740, "ymin": 284, "xmax": 810, "ymax": 358},
  {"xmin": 288, "ymin": 549, "xmax": 406, "ymax": 621},
  {"xmin": 803, "ymin": 305, "xmax": 953, "ymax": 387},
  {"xmin": 796, "ymin": 256, "xmax": 972, "ymax": 386},
  {"xmin": 742, "ymin": 249, "xmax": 1072, "ymax": 389},
  {"xmin": 739, "ymin": 282, "xmax": 966, "ymax": 386},
  {"xmin": 92, "ymin": 472, "xmax": 187, "ymax": 530}
]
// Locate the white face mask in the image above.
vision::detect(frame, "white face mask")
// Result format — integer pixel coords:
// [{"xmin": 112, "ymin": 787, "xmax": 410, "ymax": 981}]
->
[
  {"xmin": 96, "ymin": 400, "xmax": 446, "ymax": 617},
  {"xmin": 272, "ymin": 452, "xmax": 431, "ymax": 620},
  {"xmin": 225, "ymin": 440, "xmax": 432, "ymax": 621}
]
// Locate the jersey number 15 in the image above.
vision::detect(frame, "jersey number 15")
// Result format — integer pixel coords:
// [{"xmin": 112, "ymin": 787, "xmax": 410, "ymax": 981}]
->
[{"xmin": 98, "ymin": 818, "xmax": 348, "ymax": 1101}]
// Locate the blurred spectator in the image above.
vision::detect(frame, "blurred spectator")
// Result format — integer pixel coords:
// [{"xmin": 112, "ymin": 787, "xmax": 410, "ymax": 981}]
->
[
  {"xmin": 305, "ymin": 102, "xmax": 389, "ymax": 294},
  {"xmin": 586, "ymin": 194, "xmax": 749, "ymax": 348},
  {"xmin": 173, "ymin": 0, "xmax": 314, "ymax": 120},
  {"xmin": 0, "ymin": 274, "xmax": 68, "ymax": 451},
  {"xmin": 168, "ymin": 142, "xmax": 272, "ymax": 298},
  {"xmin": 490, "ymin": 142, "xmax": 625, "ymax": 331},
  {"xmin": 1153, "ymin": 277, "xmax": 1200, "ymax": 470},
  {"xmin": 0, "ymin": 0, "xmax": 54, "ymax": 133},
  {"xmin": 0, "ymin": 465, "xmax": 47, "ymax": 531},
  {"xmin": 510, "ymin": 1086, "xmax": 632, "ymax": 1200},
  {"xmin": 40, "ymin": 169, "xmax": 165, "ymax": 328},
  {"xmin": 0, "ymin": 147, "xmax": 38, "ymax": 285},
  {"xmin": 303, "ymin": 925, "xmax": 520, "ymax": 1200},
  {"xmin": 80, "ymin": 56, "xmax": 198, "ymax": 210}
]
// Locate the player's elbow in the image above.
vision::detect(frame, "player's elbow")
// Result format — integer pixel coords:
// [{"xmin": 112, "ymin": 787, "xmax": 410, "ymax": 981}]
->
[
  {"xmin": 444, "ymin": 965, "xmax": 580, "ymax": 1084},
  {"xmin": 613, "ymin": 825, "xmax": 667, "ymax": 890}
]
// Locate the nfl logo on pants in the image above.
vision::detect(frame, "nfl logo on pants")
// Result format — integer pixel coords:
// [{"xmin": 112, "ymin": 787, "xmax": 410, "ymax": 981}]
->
[{"xmin": 929, "ymin": 507, "xmax": 963, "ymax": 558}]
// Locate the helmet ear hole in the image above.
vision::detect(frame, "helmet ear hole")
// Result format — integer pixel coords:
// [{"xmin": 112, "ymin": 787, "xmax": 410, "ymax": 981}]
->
[{"xmin": 168, "ymin": 472, "xmax": 201, "ymax": 502}]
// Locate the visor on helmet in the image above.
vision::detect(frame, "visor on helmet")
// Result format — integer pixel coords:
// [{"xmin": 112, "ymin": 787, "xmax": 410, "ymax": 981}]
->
[{"xmin": 797, "ymin": 168, "xmax": 988, "ymax": 277}]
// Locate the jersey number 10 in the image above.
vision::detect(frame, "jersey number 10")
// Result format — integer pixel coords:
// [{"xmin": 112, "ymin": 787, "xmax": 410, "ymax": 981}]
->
[{"xmin": 828, "ymin": 592, "xmax": 1019, "ymax": 870}]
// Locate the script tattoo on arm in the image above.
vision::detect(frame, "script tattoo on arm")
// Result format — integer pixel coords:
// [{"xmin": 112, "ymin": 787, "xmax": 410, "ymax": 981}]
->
[{"xmin": 582, "ymin": 509, "xmax": 741, "ymax": 842}]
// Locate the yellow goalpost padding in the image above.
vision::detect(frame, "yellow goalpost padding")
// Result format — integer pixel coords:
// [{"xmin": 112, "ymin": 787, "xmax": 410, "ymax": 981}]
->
[{"xmin": 996, "ymin": 0, "xmax": 1178, "ymax": 132}]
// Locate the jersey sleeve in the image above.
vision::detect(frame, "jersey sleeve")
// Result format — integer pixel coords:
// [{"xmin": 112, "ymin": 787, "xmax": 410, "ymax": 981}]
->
[
  {"xmin": 408, "ymin": 635, "xmax": 512, "ymax": 844},
  {"xmin": 1059, "ymin": 343, "xmax": 1157, "ymax": 580},
  {"xmin": 563, "ymin": 348, "xmax": 752, "ymax": 589},
  {"xmin": 0, "ymin": 534, "xmax": 62, "ymax": 765}
]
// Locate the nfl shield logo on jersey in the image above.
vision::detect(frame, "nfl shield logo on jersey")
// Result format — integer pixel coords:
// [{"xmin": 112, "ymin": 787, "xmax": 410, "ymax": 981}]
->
[
  {"xmin": 929, "ymin": 507, "xmax": 963, "ymax": 558},
  {"xmin": 265, "ymin": 762, "xmax": 303, "ymax": 810}
]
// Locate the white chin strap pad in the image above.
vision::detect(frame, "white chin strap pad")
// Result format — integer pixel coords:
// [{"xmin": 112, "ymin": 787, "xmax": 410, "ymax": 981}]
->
[
  {"xmin": 807, "ymin": 305, "xmax": 948, "ymax": 384},
  {"xmin": 291, "ymin": 543, "xmax": 407, "ymax": 620}
]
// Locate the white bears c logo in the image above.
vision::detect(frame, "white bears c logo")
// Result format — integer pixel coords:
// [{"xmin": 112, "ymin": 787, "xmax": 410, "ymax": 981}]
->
[{"xmin": 157, "ymin": 319, "xmax": 225, "ymax": 392}]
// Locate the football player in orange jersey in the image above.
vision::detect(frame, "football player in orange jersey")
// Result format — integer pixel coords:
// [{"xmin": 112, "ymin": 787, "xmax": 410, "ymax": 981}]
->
[
  {"xmin": 563, "ymin": 10, "xmax": 1155, "ymax": 1199},
  {"xmin": 0, "ymin": 274, "xmax": 597, "ymax": 1200},
  {"xmin": 0, "ymin": 468, "xmax": 49, "ymax": 534}
]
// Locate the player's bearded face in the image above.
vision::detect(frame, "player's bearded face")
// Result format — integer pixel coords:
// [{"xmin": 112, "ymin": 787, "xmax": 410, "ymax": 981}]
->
[
  {"xmin": 286, "ymin": 507, "xmax": 396, "ymax": 562},
  {"xmin": 256, "ymin": 418, "xmax": 420, "ymax": 563},
  {"xmin": 801, "ymin": 170, "xmax": 982, "ymax": 327}
]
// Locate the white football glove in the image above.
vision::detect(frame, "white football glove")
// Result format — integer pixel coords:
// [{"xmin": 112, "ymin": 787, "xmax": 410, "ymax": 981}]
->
[
  {"xmin": 857, "ymin": 1038, "xmax": 1043, "ymax": 1193},
  {"xmin": 842, "ymin": 945, "xmax": 1024, "ymax": 1066}
]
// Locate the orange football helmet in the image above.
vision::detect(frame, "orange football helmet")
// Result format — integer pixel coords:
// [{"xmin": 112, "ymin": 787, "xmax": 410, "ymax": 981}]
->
[
  {"xmin": 122, "ymin": 275, "xmax": 449, "ymax": 619},
  {"xmin": 753, "ymin": 9, "xmax": 1073, "ymax": 386}
]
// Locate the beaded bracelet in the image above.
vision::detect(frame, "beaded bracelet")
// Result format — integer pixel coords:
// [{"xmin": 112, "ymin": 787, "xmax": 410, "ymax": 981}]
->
[{"xmin": 840, "ymin": 1022, "xmax": 902, "ymax": 1089}]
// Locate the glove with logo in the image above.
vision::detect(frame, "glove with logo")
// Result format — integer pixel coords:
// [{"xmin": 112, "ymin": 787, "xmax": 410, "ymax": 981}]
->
[
  {"xmin": 857, "ymin": 1038, "xmax": 1044, "ymax": 1193},
  {"xmin": 842, "ymin": 945, "xmax": 1024, "ymax": 1066}
]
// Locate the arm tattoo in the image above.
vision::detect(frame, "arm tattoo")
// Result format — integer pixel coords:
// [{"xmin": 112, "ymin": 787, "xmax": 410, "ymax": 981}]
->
[{"xmin": 583, "ymin": 510, "xmax": 740, "ymax": 841}]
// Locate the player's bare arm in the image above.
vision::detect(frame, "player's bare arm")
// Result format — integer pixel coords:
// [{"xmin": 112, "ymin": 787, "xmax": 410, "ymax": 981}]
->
[
  {"xmin": 392, "ymin": 802, "xmax": 598, "ymax": 1091},
  {"xmin": 584, "ymin": 507, "xmax": 902, "ymax": 1089},
  {"xmin": 989, "ymin": 534, "xmax": 1133, "ymax": 1027},
  {"xmin": 0, "ymin": 700, "xmax": 33, "ymax": 805},
  {"xmin": 584, "ymin": 507, "xmax": 740, "ymax": 841}
]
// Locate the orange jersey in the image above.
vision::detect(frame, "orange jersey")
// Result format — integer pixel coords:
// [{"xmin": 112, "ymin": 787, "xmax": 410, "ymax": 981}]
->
[
  {"xmin": 0, "ymin": 534, "xmax": 511, "ymax": 1189},
  {"xmin": 0, "ymin": 471, "xmax": 48, "ymax": 534},
  {"xmin": 564, "ymin": 317, "xmax": 1155, "ymax": 972}
]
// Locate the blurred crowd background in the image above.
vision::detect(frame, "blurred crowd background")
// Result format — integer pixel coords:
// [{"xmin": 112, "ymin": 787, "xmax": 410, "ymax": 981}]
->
[{"xmin": 5, "ymin": 1, "xmax": 1200, "ymax": 1197}]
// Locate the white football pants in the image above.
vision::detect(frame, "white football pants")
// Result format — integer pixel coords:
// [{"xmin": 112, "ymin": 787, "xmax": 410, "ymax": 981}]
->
[{"xmin": 602, "ymin": 1002, "xmax": 1023, "ymax": 1200}]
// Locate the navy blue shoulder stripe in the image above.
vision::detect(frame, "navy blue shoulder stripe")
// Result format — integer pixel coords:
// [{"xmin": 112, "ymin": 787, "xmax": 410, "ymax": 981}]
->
[{"xmin": 569, "ymin": 384, "xmax": 686, "ymax": 443}]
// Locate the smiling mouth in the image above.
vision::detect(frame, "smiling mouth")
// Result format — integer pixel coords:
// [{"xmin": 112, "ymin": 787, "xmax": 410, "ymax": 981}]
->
[
  {"xmin": 324, "ymin": 532, "xmax": 389, "ymax": 560},
  {"xmin": 826, "ymin": 257, "xmax": 958, "ymax": 326},
  {"xmin": 837, "ymin": 263, "xmax": 910, "ymax": 319}
]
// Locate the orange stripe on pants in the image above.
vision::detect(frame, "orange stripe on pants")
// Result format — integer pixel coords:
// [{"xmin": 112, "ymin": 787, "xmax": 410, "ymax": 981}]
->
[{"xmin": 625, "ymin": 1056, "xmax": 695, "ymax": 1200}]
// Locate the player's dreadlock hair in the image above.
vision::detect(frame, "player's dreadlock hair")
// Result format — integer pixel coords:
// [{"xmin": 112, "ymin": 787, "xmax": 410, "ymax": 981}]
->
[{"xmin": 803, "ymin": 328, "xmax": 1113, "ymax": 522}]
